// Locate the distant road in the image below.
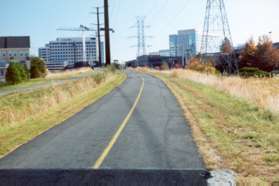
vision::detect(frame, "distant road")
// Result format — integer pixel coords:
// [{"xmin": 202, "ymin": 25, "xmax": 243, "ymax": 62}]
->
[{"xmin": 0, "ymin": 71, "xmax": 204, "ymax": 170}]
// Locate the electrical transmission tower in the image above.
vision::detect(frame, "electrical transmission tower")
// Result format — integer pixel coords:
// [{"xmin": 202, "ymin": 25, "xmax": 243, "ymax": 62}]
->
[
  {"xmin": 200, "ymin": 0, "xmax": 238, "ymax": 73},
  {"xmin": 131, "ymin": 17, "xmax": 151, "ymax": 57}
]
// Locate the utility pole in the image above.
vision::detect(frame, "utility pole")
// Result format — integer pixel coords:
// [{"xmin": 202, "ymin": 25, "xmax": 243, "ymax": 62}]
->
[
  {"xmin": 96, "ymin": 7, "xmax": 102, "ymax": 66},
  {"xmin": 104, "ymin": 0, "xmax": 111, "ymax": 65}
]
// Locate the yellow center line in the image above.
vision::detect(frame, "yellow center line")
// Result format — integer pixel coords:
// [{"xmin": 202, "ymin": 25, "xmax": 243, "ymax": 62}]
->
[{"xmin": 92, "ymin": 77, "xmax": 145, "ymax": 169}]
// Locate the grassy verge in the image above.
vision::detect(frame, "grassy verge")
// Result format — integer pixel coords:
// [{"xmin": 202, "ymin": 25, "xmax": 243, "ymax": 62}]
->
[
  {"xmin": 0, "ymin": 78, "xmax": 47, "ymax": 90},
  {"xmin": 147, "ymin": 71, "xmax": 279, "ymax": 183},
  {"xmin": 0, "ymin": 70, "xmax": 126, "ymax": 158},
  {"xmin": 0, "ymin": 68, "xmax": 94, "ymax": 93}
]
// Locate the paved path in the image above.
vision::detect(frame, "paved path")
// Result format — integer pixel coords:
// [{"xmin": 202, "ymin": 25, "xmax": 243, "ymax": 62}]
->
[{"xmin": 0, "ymin": 71, "xmax": 204, "ymax": 170}]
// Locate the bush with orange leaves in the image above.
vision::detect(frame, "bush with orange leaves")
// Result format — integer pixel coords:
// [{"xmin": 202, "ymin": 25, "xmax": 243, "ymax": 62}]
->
[
  {"xmin": 187, "ymin": 57, "xmax": 219, "ymax": 74},
  {"xmin": 240, "ymin": 36, "xmax": 279, "ymax": 72}
]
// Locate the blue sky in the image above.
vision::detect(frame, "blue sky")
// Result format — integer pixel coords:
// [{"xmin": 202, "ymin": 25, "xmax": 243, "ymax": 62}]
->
[{"xmin": 0, "ymin": 0, "xmax": 278, "ymax": 62}]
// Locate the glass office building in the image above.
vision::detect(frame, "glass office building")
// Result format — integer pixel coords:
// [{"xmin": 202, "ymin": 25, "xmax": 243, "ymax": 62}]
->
[
  {"xmin": 169, "ymin": 34, "xmax": 178, "ymax": 57},
  {"xmin": 169, "ymin": 29, "xmax": 197, "ymax": 64}
]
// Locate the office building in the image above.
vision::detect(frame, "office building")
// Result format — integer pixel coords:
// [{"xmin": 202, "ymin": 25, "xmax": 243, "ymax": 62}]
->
[
  {"xmin": 0, "ymin": 61, "xmax": 9, "ymax": 81},
  {"xmin": 38, "ymin": 45, "xmax": 49, "ymax": 63},
  {"xmin": 0, "ymin": 36, "xmax": 30, "ymax": 62},
  {"xmin": 169, "ymin": 34, "xmax": 178, "ymax": 57},
  {"xmin": 159, "ymin": 49, "xmax": 170, "ymax": 57},
  {"xmin": 149, "ymin": 51, "xmax": 160, "ymax": 56},
  {"xmin": 39, "ymin": 37, "xmax": 103, "ymax": 70},
  {"xmin": 149, "ymin": 49, "xmax": 170, "ymax": 57},
  {"xmin": 169, "ymin": 29, "xmax": 197, "ymax": 65}
]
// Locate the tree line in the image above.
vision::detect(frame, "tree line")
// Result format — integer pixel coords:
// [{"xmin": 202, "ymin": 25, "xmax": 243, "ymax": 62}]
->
[{"xmin": 188, "ymin": 36, "xmax": 279, "ymax": 77}]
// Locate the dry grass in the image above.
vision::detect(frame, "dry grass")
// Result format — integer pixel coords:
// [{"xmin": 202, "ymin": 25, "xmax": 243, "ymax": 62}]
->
[
  {"xmin": 137, "ymin": 68, "xmax": 279, "ymax": 183},
  {"xmin": 0, "ymin": 72, "xmax": 102, "ymax": 127},
  {"xmin": 0, "ymin": 70, "xmax": 126, "ymax": 157},
  {"xmin": 138, "ymin": 68, "xmax": 279, "ymax": 113},
  {"xmin": 46, "ymin": 67, "xmax": 93, "ymax": 79},
  {"xmin": 0, "ymin": 68, "xmax": 95, "ymax": 94},
  {"xmin": 172, "ymin": 69, "xmax": 279, "ymax": 113}
]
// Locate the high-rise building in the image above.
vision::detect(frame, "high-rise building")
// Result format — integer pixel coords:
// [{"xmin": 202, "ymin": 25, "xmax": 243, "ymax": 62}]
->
[
  {"xmin": 38, "ymin": 44, "xmax": 49, "ymax": 63},
  {"xmin": 169, "ymin": 29, "xmax": 197, "ymax": 65},
  {"xmin": 39, "ymin": 37, "xmax": 103, "ymax": 70},
  {"xmin": 0, "ymin": 36, "xmax": 30, "ymax": 62},
  {"xmin": 0, "ymin": 61, "xmax": 9, "ymax": 81},
  {"xmin": 169, "ymin": 35, "xmax": 178, "ymax": 57}
]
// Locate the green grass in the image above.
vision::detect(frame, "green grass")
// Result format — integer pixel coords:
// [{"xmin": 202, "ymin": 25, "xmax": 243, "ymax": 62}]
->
[
  {"xmin": 0, "ymin": 72, "xmax": 126, "ymax": 158},
  {"xmin": 154, "ymin": 72, "xmax": 279, "ymax": 182},
  {"xmin": 0, "ymin": 69, "xmax": 94, "ymax": 93},
  {"xmin": 0, "ymin": 78, "xmax": 48, "ymax": 91}
]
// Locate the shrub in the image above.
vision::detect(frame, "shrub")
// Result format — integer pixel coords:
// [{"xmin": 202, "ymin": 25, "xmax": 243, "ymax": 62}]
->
[
  {"xmin": 239, "ymin": 36, "xmax": 279, "ymax": 72},
  {"xmin": 5, "ymin": 62, "xmax": 29, "ymax": 84},
  {"xmin": 30, "ymin": 57, "xmax": 47, "ymax": 79},
  {"xmin": 188, "ymin": 58, "xmax": 219, "ymax": 74},
  {"xmin": 171, "ymin": 71, "xmax": 179, "ymax": 78},
  {"xmin": 93, "ymin": 73, "xmax": 106, "ymax": 84},
  {"xmin": 106, "ymin": 64, "xmax": 119, "ymax": 73},
  {"xmin": 160, "ymin": 62, "xmax": 169, "ymax": 70},
  {"xmin": 239, "ymin": 67, "xmax": 271, "ymax": 78},
  {"xmin": 112, "ymin": 63, "xmax": 121, "ymax": 70},
  {"xmin": 23, "ymin": 64, "xmax": 30, "ymax": 80}
]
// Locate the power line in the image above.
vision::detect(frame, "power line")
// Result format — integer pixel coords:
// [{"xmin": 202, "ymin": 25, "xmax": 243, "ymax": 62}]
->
[
  {"xmin": 152, "ymin": 0, "xmax": 190, "ymax": 32},
  {"xmin": 110, "ymin": 0, "xmax": 121, "ymax": 30}
]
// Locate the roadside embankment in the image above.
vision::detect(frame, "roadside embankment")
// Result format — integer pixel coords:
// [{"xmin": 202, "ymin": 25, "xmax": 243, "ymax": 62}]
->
[{"xmin": 0, "ymin": 69, "xmax": 126, "ymax": 158}]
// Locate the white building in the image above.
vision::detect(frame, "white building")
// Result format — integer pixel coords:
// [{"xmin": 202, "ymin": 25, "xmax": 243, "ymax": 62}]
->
[
  {"xmin": 0, "ymin": 61, "xmax": 9, "ymax": 81},
  {"xmin": 39, "ymin": 37, "xmax": 103, "ymax": 70}
]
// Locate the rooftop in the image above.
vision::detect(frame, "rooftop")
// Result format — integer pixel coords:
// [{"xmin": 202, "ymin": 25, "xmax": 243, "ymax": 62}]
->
[
  {"xmin": 51, "ymin": 37, "xmax": 96, "ymax": 43},
  {"xmin": 0, "ymin": 36, "xmax": 30, "ymax": 49}
]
